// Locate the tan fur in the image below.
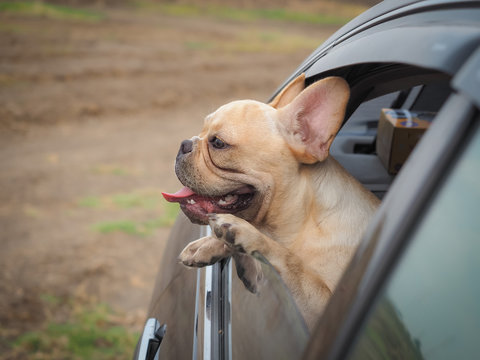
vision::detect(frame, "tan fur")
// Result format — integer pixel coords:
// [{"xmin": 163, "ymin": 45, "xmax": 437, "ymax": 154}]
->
[{"xmin": 175, "ymin": 74, "xmax": 380, "ymax": 329}]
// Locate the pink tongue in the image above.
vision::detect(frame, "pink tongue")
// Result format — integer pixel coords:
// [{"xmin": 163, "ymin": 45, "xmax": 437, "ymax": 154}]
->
[{"xmin": 162, "ymin": 187, "xmax": 196, "ymax": 203}]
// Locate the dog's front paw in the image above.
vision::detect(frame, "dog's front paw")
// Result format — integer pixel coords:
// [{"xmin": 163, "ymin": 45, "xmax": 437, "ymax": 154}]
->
[
  {"xmin": 179, "ymin": 236, "xmax": 232, "ymax": 267},
  {"xmin": 208, "ymin": 213, "xmax": 263, "ymax": 255},
  {"xmin": 233, "ymin": 252, "xmax": 264, "ymax": 294}
]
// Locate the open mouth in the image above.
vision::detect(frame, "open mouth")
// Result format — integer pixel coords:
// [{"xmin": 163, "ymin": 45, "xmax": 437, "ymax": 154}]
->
[{"xmin": 162, "ymin": 185, "xmax": 255, "ymax": 224}]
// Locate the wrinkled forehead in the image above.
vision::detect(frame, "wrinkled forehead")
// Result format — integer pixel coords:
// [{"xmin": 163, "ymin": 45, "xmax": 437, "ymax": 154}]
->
[{"xmin": 202, "ymin": 100, "xmax": 277, "ymax": 133}]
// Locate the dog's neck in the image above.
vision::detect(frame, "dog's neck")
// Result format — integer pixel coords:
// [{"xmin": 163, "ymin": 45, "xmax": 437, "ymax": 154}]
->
[{"xmin": 258, "ymin": 157, "xmax": 378, "ymax": 247}]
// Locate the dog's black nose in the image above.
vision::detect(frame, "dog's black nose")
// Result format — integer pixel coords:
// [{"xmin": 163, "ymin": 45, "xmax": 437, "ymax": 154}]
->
[{"xmin": 179, "ymin": 139, "xmax": 193, "ymax": 155}]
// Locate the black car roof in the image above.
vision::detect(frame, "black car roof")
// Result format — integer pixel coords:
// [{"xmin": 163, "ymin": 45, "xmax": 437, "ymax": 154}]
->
[
  {"xmin": 271, "ymin": 0, "xmax": 480, "ymax": 101},
  {"xmin": 316, "ymin": 0, "xmax": 428, "ymax": 54}
]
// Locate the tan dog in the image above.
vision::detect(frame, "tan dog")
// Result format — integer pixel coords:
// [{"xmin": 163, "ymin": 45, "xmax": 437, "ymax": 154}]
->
[{"xmin": 163, "ymin": 74, "xmax": 379, "ymax": 329}]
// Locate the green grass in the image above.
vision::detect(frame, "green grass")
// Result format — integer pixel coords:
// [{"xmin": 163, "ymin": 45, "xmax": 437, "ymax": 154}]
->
[
  {"xmin": 185, "ymin": 40, "xmax": 213, "ymax": 51},
  {"xmin": 0, "ymin": 1, "xmax": 104, "ymax": 22},
  {"xmin": 92, "ymin": 213, "xmax": 177, "ymax": 236},
  {"xmin": 209, "ymin": 6, "xmax": 351, "ymax": 25},
  {"xmin": 134, "ymin": 1, "xmax": 356, "ymax": 26},
  {"xmin": 91, "ymin": 202, "xmax": 179, "ymax": 236},
  {"xmin": 112, "ymin": 192, "xmax": 159, "ymax": 209},
  {"xmin": 78, "ymin": 196, "xmax": 102, "ymax": 208},
  {"xmin": 93, "ymin": 220, "xmax": 141, "ymax": 235},
  {"xmin": 12, "ymin": 296, "xmax": 138, "ymax": 360},
  {"xmin": 78, "ymin": 189, "xmax": 179, "ymax": 236}
]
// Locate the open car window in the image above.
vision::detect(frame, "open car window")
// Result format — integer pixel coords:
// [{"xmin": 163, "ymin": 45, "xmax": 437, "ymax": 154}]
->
[{"xmin": 331, "ymin": 66, "xmax": 453, "ymax": 198}]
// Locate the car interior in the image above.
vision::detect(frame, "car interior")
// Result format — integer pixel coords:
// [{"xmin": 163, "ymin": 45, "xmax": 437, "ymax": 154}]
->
[{"xmin": 326, "ymin": 63, "xmax": 453, "ymax": 199}]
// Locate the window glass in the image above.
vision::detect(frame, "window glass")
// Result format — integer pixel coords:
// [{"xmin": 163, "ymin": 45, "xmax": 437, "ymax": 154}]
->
[
  {"xmin": 348, "ymin": 124, "xmax": 480, "ymax": 359},
  {"xmin": 230, "ymin": 254, "xmax": 309, "ymax": 359}
]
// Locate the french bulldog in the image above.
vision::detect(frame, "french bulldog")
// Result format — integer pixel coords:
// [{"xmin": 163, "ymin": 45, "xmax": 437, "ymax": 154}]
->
[{"xmin": 162, "ymin": 74, "xmax": 379, "ymax": 329}]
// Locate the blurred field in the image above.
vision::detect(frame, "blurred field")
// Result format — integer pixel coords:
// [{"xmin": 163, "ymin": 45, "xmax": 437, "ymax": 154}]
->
[{"xmin": 0, "ymin": 1, "xmax": 369, "ymax": 358}]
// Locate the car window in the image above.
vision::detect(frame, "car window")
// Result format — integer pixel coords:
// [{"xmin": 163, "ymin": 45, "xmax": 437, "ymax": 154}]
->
[
  {"xmin": 230, "ymin": 255, "xmax": 309, "ymax": 359},
  {"xmin": 346, "ymin": 122, "xmax": 480, "ymax": 359}
]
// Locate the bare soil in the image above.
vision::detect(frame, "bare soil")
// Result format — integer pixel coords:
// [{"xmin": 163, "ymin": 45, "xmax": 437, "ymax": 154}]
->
[{"xmin": 0, "ymin": 5, "xmax": 338, "ymax": 354}]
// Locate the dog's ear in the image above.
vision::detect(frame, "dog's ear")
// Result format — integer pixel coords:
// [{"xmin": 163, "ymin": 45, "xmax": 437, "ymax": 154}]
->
[
  {"xmin": 269, "ymin": 73, "xmax": 305, "ymax": 109},
  {"xmin": 277, "ymin": 77, "xmax": 350, "ymax": 164}
]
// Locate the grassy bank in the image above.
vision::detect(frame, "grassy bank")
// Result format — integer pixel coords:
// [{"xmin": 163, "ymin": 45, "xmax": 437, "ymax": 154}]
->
[
  {"xmin": 5, "ymin": 295, "xmax": 138, "ymax": 360},
  {"xmin": 134, "ymin": 1, "xmax": 366, "ymax": 25},
  {"xmin": 145, "ymin": 3, "xmax": 356, "ymax": 25},
  {"xmin": 0, "ymin": 1, "xmax": 364, "ymax": 26},
  {"xmin": 0, "ymin": 1, "xmax": 105, "ymax": 21}
]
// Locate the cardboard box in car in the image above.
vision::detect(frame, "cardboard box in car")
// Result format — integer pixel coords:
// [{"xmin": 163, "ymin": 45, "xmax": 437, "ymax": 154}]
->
[{"xmin": 376, "ymin": 109, "xmax": 434, "ymax": 174}]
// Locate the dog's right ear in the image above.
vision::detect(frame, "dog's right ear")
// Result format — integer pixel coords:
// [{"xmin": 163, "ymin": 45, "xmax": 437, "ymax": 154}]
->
[{"xmin": 269, "ymin": 73, "xmax": 305, "ymax": 109}]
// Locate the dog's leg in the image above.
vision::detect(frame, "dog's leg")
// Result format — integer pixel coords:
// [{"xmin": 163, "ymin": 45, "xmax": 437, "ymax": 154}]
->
[
  {"xmin": 209, "ymin": 213, "xmax": 332, "ymax": 326},
  {"xmin": 178, "ymin": 236, "xmax": 232, "ymax": 267},
  {"xmin": 232, "ymin": 252, "xmax": 264, "ymax": 294}
]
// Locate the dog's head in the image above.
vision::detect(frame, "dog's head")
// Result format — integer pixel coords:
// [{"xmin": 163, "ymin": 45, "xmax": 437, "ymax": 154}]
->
[{"xmin": 163, "ymin": 75, "xmax": 350, "ymax": 225}]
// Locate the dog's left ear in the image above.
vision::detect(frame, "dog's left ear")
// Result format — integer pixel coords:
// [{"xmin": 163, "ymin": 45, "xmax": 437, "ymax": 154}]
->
[{"xmin": 277, "ymin": 77, "xmax": 350, "ymax": 164}]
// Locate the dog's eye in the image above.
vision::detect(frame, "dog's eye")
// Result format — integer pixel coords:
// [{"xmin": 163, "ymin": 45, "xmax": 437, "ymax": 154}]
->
[{"xmin": 210, "ymin": 136, "xmax": 228, "ymax": 149}]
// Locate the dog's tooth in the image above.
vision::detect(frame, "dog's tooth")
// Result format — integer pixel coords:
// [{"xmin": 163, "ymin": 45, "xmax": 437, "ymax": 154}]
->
[
  {"xmin": 218, "ymin": 194, "xmax": 237, "ymax": 206},
  {"xmin": 187, "ymin": 199, "xmax": 196, "ymax": 205}
]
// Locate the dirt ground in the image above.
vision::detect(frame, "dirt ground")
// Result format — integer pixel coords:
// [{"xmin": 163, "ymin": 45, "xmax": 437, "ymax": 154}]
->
[{"xmin": 0, "ymin": 4, "xmax": 340, "ymax": 356}]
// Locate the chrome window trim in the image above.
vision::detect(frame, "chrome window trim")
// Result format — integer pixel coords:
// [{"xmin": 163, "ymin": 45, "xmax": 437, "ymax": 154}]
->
[
  {"xmin": 204, "ymin": 264, "xmax": 213, "ymax": 359},
  {"xmin": 193, "ymin": 267, "xmax": 201, "ymax": 360},
  {"xmin": 226, "ymin": 261, "xmax": 232, "ymax": 359},
  {"xmin": 193, "ymin": 225, "xmax": 232, "ymax": 360}
]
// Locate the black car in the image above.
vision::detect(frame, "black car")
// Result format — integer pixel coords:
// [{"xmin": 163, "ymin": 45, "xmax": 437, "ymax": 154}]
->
[{"xmin": 135, "ymin": 0, "xmax": 480, "ymax": 359}]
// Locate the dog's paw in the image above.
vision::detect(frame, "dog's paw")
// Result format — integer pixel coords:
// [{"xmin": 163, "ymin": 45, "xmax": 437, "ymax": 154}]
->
[
  {"xmin": 233, "ymin": 253, "xmax": 264, "ymax": 294},
  {"xmin": 178, "ymin": 236, "xmax": 232, "ymax": 267},
  {"xmin": 208, "ymin": 213, "xmax": 263, "ymax": 255}
]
